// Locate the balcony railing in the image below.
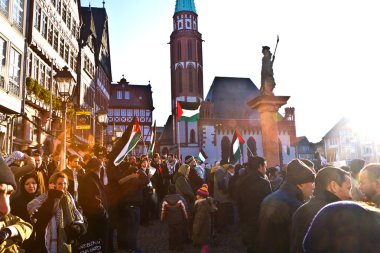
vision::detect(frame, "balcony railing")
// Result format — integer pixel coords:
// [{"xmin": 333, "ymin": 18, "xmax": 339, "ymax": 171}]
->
[{"xmin": 8, "ymin": 81, "xmax": 20, "ymax": 97}]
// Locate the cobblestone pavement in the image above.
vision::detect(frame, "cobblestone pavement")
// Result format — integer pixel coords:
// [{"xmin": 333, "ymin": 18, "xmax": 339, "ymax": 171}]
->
[{"xmin": 116, "ymin": 219, "xmax": 246, "ymax": 253}]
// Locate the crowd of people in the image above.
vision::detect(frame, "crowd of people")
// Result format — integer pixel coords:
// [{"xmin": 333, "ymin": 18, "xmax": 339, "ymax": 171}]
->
[{"xmin": 0, "ymin": 148, "xmax": 380, "ymax": 253}]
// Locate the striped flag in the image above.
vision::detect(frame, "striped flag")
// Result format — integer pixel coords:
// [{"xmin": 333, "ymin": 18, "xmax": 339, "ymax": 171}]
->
[
  {"xmin": 229, "ymin": 129, "xmax": 245, "ymax": 164},
  {"xmin": 177, "ymin": 101, "xmax": 200, "ymax": 122},
  {"xmin": 109, "ymin": 116, "xmax": 141, "ymax": 166},
  {"xmin": 147, "ymin": 120, "xmax": 156, "ymax": 155},
  {"xmin": 198, "ymin": 149, "xmax": 208, "ymax": 163}
]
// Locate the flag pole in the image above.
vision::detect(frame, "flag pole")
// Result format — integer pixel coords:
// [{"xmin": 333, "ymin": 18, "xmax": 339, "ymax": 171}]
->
[
  {"xmin": 247, "ymin": 145, "xmax": 255, "ymax": 157},
  {"xmin": 176, "ymin": 101, "xmax": 181, "ymax": 161}
]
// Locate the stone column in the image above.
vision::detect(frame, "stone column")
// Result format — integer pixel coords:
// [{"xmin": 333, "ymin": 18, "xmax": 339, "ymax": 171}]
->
[{"xmin": 247, "ymin": 95, "xmax": 289, "ymax": 167}]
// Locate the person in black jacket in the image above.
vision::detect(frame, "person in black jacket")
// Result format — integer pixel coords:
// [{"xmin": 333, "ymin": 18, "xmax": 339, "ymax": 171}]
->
[
  {"xmin": 236, "ymin": 156, "xmax": 272, "ymax": 253},
  {"xmin": 78, "ymin": 158, "xmax": 109, "ymax": 252},
  {"xmin": 161, "ymin": 184, "xmax": 188, "ymax": 251},
  {"xmin": 291, "ymin": 166, "xmax": 351, "ymax": 253},
  {"xmin": 257, "ymin": 159, "xmax": 315, "ymax": 253}
]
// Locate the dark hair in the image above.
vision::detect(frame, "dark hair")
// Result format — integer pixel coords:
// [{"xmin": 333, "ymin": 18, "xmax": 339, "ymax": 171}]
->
[
  {"xmin": 32, "ymin": 151, "xmax": 42, "ymax": 157},
  {"xmin": 20, "ymin": 173, "xmax": 39, "ymax": 194},
  {"xmin": 315, "ymin": 166, "xmax": 350, "ymax": 191},
  {"xmin": 153, "ymin": 153, "xmax": 160, "ymax": 159},
  {"xmin": 247, "ymin": 156, "xmax": 266, "ymax": 171},
  {"xmin": 168, "ymin": 154, "xmax": 174, "ymax": 158},
  {"xmin": 361, "ymin": 163, "xmax": 380, "ymax": 182},
  {"xmin": 301, "ymin": 159, "xmax": 315, "ymax": 171}
]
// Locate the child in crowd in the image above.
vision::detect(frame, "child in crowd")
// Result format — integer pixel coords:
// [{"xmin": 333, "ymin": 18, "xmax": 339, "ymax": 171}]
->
[
  {"xmin": 161, "ymin": 184, "xmax": 189, "ymax": 252},
  {"xmin": 192, "ymin": 184, "xmax": 218, "ymax": 253}
]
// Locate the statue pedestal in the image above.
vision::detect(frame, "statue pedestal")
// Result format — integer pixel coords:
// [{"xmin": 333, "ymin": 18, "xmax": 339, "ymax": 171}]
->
[{"xmin": 247, "ymin": 95, "xmax": 290, "ymax": 167}]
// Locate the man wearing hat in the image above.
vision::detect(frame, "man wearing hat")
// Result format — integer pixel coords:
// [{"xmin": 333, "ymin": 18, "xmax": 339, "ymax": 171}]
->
[
  {"xmin": 184, "ymin": 155, "xmax": 203, "ymax": 194},
  {"xmin": 0, "ymin": 156, "xmax": 32, "ymax": 252},
  {"xmin": 257, "ymin": 159, "xmax": 315, "ymax": 253}
]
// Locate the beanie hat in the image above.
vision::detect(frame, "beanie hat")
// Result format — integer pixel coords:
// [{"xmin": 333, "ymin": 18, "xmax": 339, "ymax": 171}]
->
[
  {"xmin": 286, "ymin": 158, "xmax": 315, "ymax": 185},
  {"xmin": 86, "ymin": 158, "xmax": 102, "ymax": 170},
  {"xmin": 196, "ymin": 184, "xmax": 209, "ymax": 198},
  {"xmin": 0, "ymin": 155, "xmax": 17, "ymax": 190},
  {"xmin": 185, "ymin": 155, "xmax": 194, "ymax": 165}
]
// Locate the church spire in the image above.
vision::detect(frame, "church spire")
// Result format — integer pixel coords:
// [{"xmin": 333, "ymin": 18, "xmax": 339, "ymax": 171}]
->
[{"xmin": 175, "ymin": 0, "xmax": 197, "ymax": 14}]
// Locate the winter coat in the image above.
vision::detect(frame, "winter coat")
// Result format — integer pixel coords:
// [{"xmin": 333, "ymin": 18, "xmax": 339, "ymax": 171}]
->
[
  {"xmin": 237, "ymin": 170, "xmax": 272, "ymax": 247},
  {"xmin": 213, "ymin": 167, "xmax": 233, "ymax": 204},
  {"xmin": 192, "ymin": 197, "xmax": 217, "ymax": 245},
  {"xmin": 173, "ymin": 172, "xmax": 195, "ymax": 209},
  {"xmin": 78, "ymin": 172, "xmax": 109, "ymax": 242},
  {"xmin": 188, "ymin": 166, "xmax": 204, "ymax": 194},
  {"xmin": 62, "ymin": 167, "xmax": 85, "ymax": 199},
  {"xmin": 256, "ymin": 182, "xmax": 305, "ymax": 253},
  {"xmin": 151, "ymin": 161, "xmax": 170, "ymax": 200},
  {"xmin": 161, "ymin": 194, "xmax": 188, "ymax": 225},
  {"xmin": 291, "ymin": 189, "xmax": 341, "ymax": 253},
  {"xmin": 0, "ymin": 214, "xmax": 33, "ymax": 253}
]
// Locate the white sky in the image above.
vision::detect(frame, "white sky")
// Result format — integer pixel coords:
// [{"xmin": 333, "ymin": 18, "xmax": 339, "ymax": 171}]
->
[{"xmin": 84, "ymin": 0, "xmax": 380, "ymax": 143}]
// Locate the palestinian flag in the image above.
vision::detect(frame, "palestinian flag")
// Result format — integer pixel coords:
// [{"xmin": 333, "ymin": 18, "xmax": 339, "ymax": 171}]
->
[
  {"xmin": 147, "ymin": 120, "xmax": 156, "ymax": 155},
  {"xmin": 229, "ymin": 129, "xmax": 245, "ymax": 164},
  {"xmin": 197, "ymin": 149, "xmax": 208, "ymax": 163},
  {"xmin": 109, "ymin": 117, "xmax": 141, "ymax": 166},
  {"xmin": 177, "ymin": 101, "xmax": 200, "ymax": 122}
]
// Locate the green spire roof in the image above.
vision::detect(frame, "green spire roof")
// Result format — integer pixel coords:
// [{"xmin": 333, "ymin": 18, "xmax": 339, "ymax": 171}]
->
[{"xmin": 175, "ymin": 0, "xmax": 197, "ymax": 14}]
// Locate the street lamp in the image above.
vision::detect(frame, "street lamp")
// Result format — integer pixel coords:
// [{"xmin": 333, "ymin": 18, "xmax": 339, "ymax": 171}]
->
[
  {"xmin": 54, "ymin": 66, "xmax": 76, "ymax": 171},
  {"xmin": 97, "ymin": 110, "xmax": 108, "ymax": 147}
]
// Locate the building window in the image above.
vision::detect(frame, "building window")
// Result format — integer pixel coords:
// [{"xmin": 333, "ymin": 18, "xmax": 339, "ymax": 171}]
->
[
  {"xmin": 34, "ymin": 4, "xmax": 41, "ymax": 31},
  {"xmin": 133, "ymin": 110, "xmax": 139, "ymax": 117},
  {"xmin": 32, "ymin": 56, "xmax": 39, "ymax": 80},
  {"xmin": 107, "ymin": 109, "xmax": 113, "ymax": 116},
  {"xmin": 9, "ymin": 48, "xmax": 21, "ymax": 96},
  {"xmin": 53, "ymin": 28, "xmax": 59, "ymax": 51},
  {"xmin": 178, "ymin": 69, "xmax": 182, "ymax": 93},
  {"xmin": 190, "ymin": 129, "xmax": 196, "ymax": 143},
  {"xmin": 121, "ymin": 109, "xmax": 126, "ymax": 116},
  {"xmin": 48, "ymin": 23, "xmax": 53, "ymax": 45},
  {"xmin": 116, "ymin": 91, "xmax": 122, "ymax": 99},
  {"xmin": 56, "ymin": 0, "xmax": 61, "ymax": 14},
  {"xmin": 247, "ymin": 137, "xmax": 258, "ymax": 157},
  {"xmin": 0, "ymin": 38, "xmax": 6, "ymax": 80},
  {"xmin": 114, "ymin": 109, "xmax": 120, "ymax": 116},
  {"xmin": 59, "ymin": 38, "xmax": 64, "ymax": 58},
  {"xmin": 41, "ymin": 13, "xmax": 48, "ymax": 38},
  {"xmin": 67, "ymin": 10, "xmax": 71, "ymax": 29},
  {"xmin": 0, "ymin": 0, "xmax": 9, "ymax": 16},
  {"xmin": 177, "ymin": 41, "xmax": 181, "ymax": 61},
  {"xmin": 64, "ymin": 43, "xmax": 69, "ymax": 63},
  {"xmin": 62, "ymin": 3, "xmax": 67, "ymax": 23},
  {"xmin": 189, "ymin": 71, "xmax": 193, "ymax": 92},
  {"xmin": 221, "ymin": 136, "xmax": 231, "ymax": 162},
  {"xmin": 198, "ymin": 69, "xmax": 203, "ymax": 94},
  {"xmin": 12, "ymin": 0, "xmax": 24, "ymax": 31},
  {"xmin": 124, "ymin": 91, "xmax": 130, "ymax": 99},
  {"xmin": 187, "ymin": 40, "xmax": 192, "ymax": 60},
  {"xmin": 39, "ymin": 62, "xmax": 45, "ymax": 87}
]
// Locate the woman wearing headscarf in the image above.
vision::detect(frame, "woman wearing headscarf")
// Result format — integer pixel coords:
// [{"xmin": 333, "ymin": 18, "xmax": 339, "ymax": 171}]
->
[
  {"xmin": 27, "ymin": 172, "xmax": 86, "ymax": 253},
  {"xmin": 10, "ymin": 173, "xmax": 40, "ymax": 252}
]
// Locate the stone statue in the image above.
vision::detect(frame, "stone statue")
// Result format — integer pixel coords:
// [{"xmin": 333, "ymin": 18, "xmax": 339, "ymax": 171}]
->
[{"xmin": 260, "ymin": 46, "xmax": 276, "ymax": 96}]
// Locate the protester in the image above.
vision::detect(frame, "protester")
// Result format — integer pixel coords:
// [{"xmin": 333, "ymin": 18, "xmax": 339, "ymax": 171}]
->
[
  {"xmin": 173, "ymin": 164, "xmax": 195, "ymax": 212},
  {"xmin": 192, "ymin": 184, "xmax": 217, "ymax": 253},
  {"xmin": 166, "ymin": 154, "xmax": 179, "ymax": 183},
  {"xmin": 27, "ymin": 172, "xmax": 86, "ymax": 253},
  {"xmin": 257, "ymin": 158, "xmax": 315, "ymax": 253},
  {"xmin": 78, "ymin": 158, "xmax": 109, "ymax": 252},
  {"xmin": 151, "ymin": 153, "xmax": 170, "ymax": 204},
  {"xmin": 32, "ymin": 151, "xmax": 49, "ymax": 193},
  {"xmin": 140, "ymin": 156, "xmax": 156, "ymax": 226},
  {"xmin": 303, "ymin": 201, "xmax": 380, "ymax": 253},
  {"xmin": 359, "ymin": 163, "xmax": 380, "ymax": 207},
  {"xmin": 184, "ymin": 156, "xmax": 203, "ymax": 194},
  {"xmin": 0, "ymin": 156, "xmax": 33, "ymax": 252},
  {"xmin": 161, "ymin": 184, "xmax": 188, "ymax": 252},
  {"xmin": 62, "ymin": 155, "xmax": 85, "ymax": 201},
  {"xmin": 291, "ymin": 166, "xmax": 352, "ymax": 253},
  {"xmin": 237, "ymin": 156, "xmax": 272, "ymax": 253},
  {"xmin": 350, "ymin": 158, "xmax": 366, "ymax": 201}
]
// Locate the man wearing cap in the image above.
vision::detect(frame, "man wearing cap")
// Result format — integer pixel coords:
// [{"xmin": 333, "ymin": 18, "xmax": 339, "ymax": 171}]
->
[
  {"xmin": 291, "ymin": 166, "xmax": 351, "ymax": 253},
  {"xmin": 184, "ymin": 155, "xmax": 203, "ymax": 194},
  {"xmin": 0, "ymin": 156, "xmax": 32, "ymax": 252},
  {"xmin": 256, "ymin": 159, "xmax": 315, "ymax": 253}
]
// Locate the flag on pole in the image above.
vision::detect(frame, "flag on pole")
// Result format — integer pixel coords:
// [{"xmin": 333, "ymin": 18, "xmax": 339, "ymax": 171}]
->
[
  {"xmin": 109, "ymin": 116, "xmax": 141, "ymax": 166},
  {"xmin": 147, "ymin": 120, "xmax": 156, "ymax": 155},
  {"xmin": 198, "ymin": 149, "xmax": 208, "ymax": 163},
  {"xmin": 229, "ymin": 129, "xmax": 245, "ymax": 164},
  {"xmin": 177, "ymin": 101, "xmax": 200, "ymax": 122}
]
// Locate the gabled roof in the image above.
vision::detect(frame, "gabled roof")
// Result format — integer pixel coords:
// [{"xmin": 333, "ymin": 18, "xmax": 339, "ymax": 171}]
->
[
  {"xmin": 109, "ymin": 78, "xmax": 154, "ymax": 110},
  {"xmin": 205, "ymin": 77, "xmax": 260, "ymax": 120},
  {"xmin": 323, "ymin": 117, "xmax": 349, "ymax": 139},
  {"xmin": 80, "ymin": 7, "xmax": 96, "ymax": 45},
  {"xmin": 159, "ymin": 115, "xmax": 174, "ymax": 145},
  {"xmin": 175, "ymin": 0, "xmax": 197, "ymax": 14}
]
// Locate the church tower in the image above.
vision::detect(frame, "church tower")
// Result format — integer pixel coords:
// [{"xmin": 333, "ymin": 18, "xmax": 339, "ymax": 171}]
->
[{"xmin": 169, "ymin": 0, "xmax": 204, "ymax": 157}]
